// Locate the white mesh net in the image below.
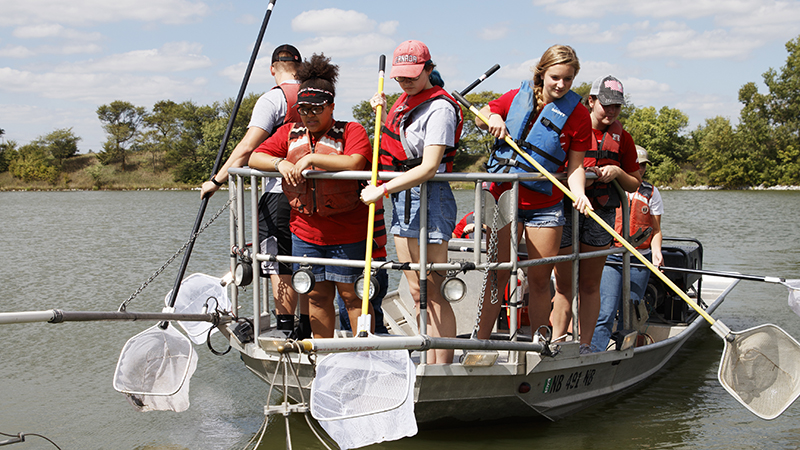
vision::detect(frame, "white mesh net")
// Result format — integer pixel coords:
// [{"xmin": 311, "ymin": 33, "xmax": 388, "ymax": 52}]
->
[
  {"xmin": 786, "ymin": 280, "xmax": 800, "ymax": 317},
  {"xmin": 113, "ymin": 324, "xmax": 198, "ymax": 412},
  {"xmin": 165, "ymin": 273, "xmax": 230, "ymax": 345},
  {"xmin": 718, "ymin": 324, "xmax": 800, "ymax": 420},
  {"xmin": 311, "ymin": 350, "xmax": 417, "ymax": 449}
]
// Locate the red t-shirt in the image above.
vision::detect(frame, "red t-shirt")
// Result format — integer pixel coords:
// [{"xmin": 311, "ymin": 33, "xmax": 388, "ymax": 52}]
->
[
  {"xmin": 487, "ymin": 88, "xmax": 592, "ymax": 210},
  {"xmin": 253, "ymin": 121, "xmax": 372, "ymax": 245}
]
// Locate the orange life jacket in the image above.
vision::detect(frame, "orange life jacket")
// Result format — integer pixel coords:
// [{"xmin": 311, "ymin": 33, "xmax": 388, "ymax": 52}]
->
[
  {"xmin": 585, "ymin": 120, "xmax": 623, "ymax": 208},
  {"xmin": 282, "ymin": 121, "xmax": 360, "ymax": 217},
  {"xmin": 614, "ymin": 181, "xmax": 654, "ymax": 249}
]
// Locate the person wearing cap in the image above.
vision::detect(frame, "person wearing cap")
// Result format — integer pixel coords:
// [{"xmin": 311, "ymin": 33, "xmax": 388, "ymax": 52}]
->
[
  {"xmin": 200, "ymin": 44, "xmax": 307, "ymax": 338},
  {"xmin": 472, "ymin": 44, "xmax": 592, "ymax": 342},
  {"xmin": 360, "ymin": 40, "xmax": 463, "ymax": 364},
  {"xmin": 551, "ymin": 75, "xmax": 642, "ymax": 353},
  {"xmin": 249, "ymin": 54, "xmax": 375, "ymax": 339},
  {"xmin": 592, "ymin": 145, "xmax": 663, "ymax": 351}
]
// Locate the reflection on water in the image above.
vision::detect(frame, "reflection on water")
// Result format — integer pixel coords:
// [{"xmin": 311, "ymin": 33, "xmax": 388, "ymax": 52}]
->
[{"xmin": 1, "ymin": 189, "xmax": 799, "ymax": 449}]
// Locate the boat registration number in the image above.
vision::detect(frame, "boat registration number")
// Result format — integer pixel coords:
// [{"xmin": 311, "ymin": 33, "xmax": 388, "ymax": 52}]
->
[{"xmin": 542, "ymin": 369, "xmax": 596, "ymax": 394}]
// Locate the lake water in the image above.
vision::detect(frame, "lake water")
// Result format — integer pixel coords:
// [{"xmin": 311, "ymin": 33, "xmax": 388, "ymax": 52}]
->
[{"xmin": 1, "ymin": 189, "xmax": 799, "ymax": 449}]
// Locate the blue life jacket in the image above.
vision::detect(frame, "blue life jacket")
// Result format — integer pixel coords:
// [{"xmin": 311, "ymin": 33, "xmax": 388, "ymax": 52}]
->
[{"xmin": 485, "ymin": 81, "xmax": 581, "ymax": 195}]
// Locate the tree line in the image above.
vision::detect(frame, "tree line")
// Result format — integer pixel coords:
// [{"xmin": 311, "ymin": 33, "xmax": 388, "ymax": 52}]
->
[{"xmin": 2, "ymin": 35, "xmax": 799, "ymax": 189}]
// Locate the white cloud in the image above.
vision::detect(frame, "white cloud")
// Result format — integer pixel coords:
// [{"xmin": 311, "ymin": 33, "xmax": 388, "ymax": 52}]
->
[
  {"xmin": 0, "ymin": 45, "xmax": 36, "ymax": 58},
  {"xmin": 298, "ymin": 34, "xmax": 396, "ymax": 59},
  {"xmin": 548, "ymin": 22, "xmax": 620, "ymax": 44},
  {"xmin": 0, "ymin": 0, "xmax": 210, "ymax": 27},
  {"xmin": 479, "ymin": 23, "xmax": 510, "ymax": 41},
  {"xmin": 13, "ymin": 24, "xmax": 101, "ymax": 41},
  {"xmin": 0, "ymin": 67, "xmax": 207, "ymax": 105},
  {"xmin": 378, "ymin": 21, "xmax": 399, "ymax": 35},
  {"xmin": 292, "ymin": 9, "xmax": 375, "ymax": 36},
  {"xmin": 56, "ymin": 42, "xmax": 212, "ymax": 73},
  {"xmin": 627, "ymin": 22, "xmax": 763, "ymax": 59}
]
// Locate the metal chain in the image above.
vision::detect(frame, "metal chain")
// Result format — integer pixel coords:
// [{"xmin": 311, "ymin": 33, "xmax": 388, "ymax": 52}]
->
[
  {"xmin": 118, "ymin": 195, "xmax": 235, "ymax": 311},
  {"xmin": 471, "ymin": 200, "xmax": 501, "ymax": 338}
]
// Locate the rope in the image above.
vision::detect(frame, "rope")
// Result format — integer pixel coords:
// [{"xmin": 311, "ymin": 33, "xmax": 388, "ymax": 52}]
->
[
  {"xmin": 117, "ymin": 195, "xmax": 234, "ymax": 312},
  {"xmin": 0, "ymin": 431, "xmax": 62, "ymax": 449}
]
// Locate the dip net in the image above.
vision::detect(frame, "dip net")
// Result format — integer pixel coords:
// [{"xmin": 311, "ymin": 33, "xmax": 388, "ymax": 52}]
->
[
  {"xmin": 718, "ymin": 323, "xmax": 800, "ymax": 420},
  {"xmin": 113, "ymin": 324, "xmax": 198, "ymax": 412},
  {"xmin": 311, "ymin": 349, "xmax": 417, "ymax": 449}
]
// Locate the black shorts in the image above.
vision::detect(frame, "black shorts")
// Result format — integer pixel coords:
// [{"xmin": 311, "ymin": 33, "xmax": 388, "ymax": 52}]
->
[
  {"xmin": 258, "ymin": 191, "xmax": 293, "ymax": 275},
  {"xmin": 560, "ymin": 203, "xmax": 616, "ymax": 248}
]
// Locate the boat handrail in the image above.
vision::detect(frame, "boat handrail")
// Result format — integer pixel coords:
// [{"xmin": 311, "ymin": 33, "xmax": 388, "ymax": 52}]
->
[{"xmin": 227, "ymin": 167, "xmax": 635, "ymax": 346}]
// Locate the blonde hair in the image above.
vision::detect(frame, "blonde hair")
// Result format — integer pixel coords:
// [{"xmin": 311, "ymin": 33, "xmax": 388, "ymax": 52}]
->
[{"xmin": 531, "ymin": 45, "xmax": 580, "ymax": 113}]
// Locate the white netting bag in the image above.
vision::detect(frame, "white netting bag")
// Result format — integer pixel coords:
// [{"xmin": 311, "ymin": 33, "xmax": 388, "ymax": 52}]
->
[
  {"xmin": 786, "ymin": 280, "xmax": 800, "ymax": 317},
  {"xmin": 311, "ymin": 350, "xmax": 417, "ymax": 449},
  {"xmin": 113, "ymin": 324, "xmax": 198, "ymax": 412},
  {"xmin": 165, "ymin": 273, "xmax": 230, "ymax": 345},
  {"xmin": 718, "ymin": 323, "xmax": 800, "ymax": 420}
]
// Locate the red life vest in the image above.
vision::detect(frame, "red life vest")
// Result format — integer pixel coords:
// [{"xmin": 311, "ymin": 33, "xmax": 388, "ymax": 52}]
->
[
  {"xmin": 372, "ymin": 199, "xmax": 387, "ymax": 259},
  {"xmin": 378, "ymin": 86, "xmax": 463, "ymax": 173},
  {"xmin": 614, "ymin": 181, "xmax": 654, "ymax": 249},
  {"xmin": 585, "ymin": 120, "xmax": 623, "ymax": 208},
  {"xmin": 273, "ymin": 82, "xmax": 301, "ymax": 126},
  {"xmin": 282, "ymin": 121, "xmax": 361, "ymax": 217}
]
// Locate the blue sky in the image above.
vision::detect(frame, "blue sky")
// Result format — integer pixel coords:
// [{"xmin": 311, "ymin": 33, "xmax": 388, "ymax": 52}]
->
[{"xmin": 1, "ymin": 0, "xmax": 799, "ymax": 153}]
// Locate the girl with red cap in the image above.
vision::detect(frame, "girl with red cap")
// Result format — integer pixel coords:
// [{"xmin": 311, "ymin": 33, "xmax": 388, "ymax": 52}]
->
[{"xmin": 361, "ymin": 40, "xmax": 463, "ymax": 364}]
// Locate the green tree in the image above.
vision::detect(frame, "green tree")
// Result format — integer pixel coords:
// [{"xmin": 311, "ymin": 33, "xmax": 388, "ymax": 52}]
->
[
  {"xmin": 0, "ymin": 140, "xmax": 17, "ymax": 173},
  {"xmin": 97, "ymin": 101, "xmax": 146, "ymax": 169},
  {"xmin": 625, "ymin": 105, "xmax": 689, "ymax": 184},
  {"xmin": 8, "ymin": 141, "xmax": 60, "ymax": 183},
  {"xmin": 141, "ymin": 100, "xmax": 184, "ymax": 171},
  {"xmin": 456, "ymin": 91, "xmax": 501, "ymax": 171},
  {"xmin": 352, "ymin": 93, "xmax": 402, "ymax": 144},
  {"xmin": 43, "ymin": 128, "xmax": 81, "ymax": 165}
]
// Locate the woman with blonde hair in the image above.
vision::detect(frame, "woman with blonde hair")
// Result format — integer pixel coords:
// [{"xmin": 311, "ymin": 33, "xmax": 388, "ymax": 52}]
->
[{"xmin": 475, "ymin": 44, "xmax": 592, "ymax": 340}]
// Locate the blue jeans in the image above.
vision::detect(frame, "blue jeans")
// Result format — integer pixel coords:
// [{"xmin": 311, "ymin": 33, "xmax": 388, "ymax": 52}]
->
[
  {"xmin": 592, "ymin": 251, "xmax": 652, "ymax": 352},
  {"xmin": 336, "ymin": 263, "xmax": 389, "ymax": 334}
]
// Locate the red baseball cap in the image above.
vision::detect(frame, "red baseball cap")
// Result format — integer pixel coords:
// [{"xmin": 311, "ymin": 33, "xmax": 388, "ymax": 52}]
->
[{"xmin": 389, "ymin": 40, "xmax": 431, "ymax": 79}]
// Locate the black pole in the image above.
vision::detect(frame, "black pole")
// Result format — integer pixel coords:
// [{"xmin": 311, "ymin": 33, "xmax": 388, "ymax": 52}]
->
[{"xmin": 161, "ymin": 1, "xmax": 279, "ymax": 325}]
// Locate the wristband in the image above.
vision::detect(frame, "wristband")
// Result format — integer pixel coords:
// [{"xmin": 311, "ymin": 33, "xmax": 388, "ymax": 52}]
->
[
  {"xmin": 383, "ymin": 185, "xmax": 390, "ymax": 198},
  {"xmin": 211, "ymin": 177, "xmax": 223, "ymax": 187},
  {"xmin": 272, "ymin": 157, "xmax": 285, "ymax": 170}
]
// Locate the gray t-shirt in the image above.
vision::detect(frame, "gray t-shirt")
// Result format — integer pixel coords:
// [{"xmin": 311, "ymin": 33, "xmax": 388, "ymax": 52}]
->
[
  {"xmin": 249, "ymin": 80, "xmax": 299, "ymax": 192},
  {"xmin": 402, "ymin": 98, "xmax": 457, "ymax": 173}
]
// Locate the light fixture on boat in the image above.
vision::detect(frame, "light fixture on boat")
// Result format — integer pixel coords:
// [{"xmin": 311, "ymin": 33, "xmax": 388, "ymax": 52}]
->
[
  {"xmin": 460, "ymin": 350, "xmax": 498, "ymax": 366},
  {"xmin": 292, "ymin": 264, "xmax": 315, "ymax": 295},
  {"xmin": 233, "ymin": 262, "xmax": 253, "ymax": 287},
  {"xmin": 354, "ymin": 273, "xmax": 380, "ymax": 301},
  {"xmin": 441, "ymin": 271, "xmax": 467, "ymax": 303}
]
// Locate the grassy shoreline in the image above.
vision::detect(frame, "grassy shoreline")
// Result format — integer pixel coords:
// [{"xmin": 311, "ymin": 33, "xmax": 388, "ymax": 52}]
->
[{"xmin": 2, "ymin": 152, "xmax": 798, "ymax": 192}]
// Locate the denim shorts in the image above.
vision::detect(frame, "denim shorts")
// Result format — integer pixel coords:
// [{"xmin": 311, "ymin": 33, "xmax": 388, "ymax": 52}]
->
[
  {"xmin": 560, "ymin": 204, "xmax": 616, "ymax": 248},
  {"xmin": 518, "ymin": 201, "xmax": 566, "ymax": 228},
  {"xmin": 291, "ymin": 235, "xmax": 366, "ymax": 284},
  {"xmin": 390, "ymin": 181, "xmax": 456, "ymax": 244}
]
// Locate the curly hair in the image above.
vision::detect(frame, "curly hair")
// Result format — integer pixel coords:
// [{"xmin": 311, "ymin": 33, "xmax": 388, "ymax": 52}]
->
[
  {"xmin": 297, "ymin": 53, "xmax": 339, "ymax": 98},
  {"xmin": 531, "ymin": 45, "xmax": 580, "ymax": 113}
]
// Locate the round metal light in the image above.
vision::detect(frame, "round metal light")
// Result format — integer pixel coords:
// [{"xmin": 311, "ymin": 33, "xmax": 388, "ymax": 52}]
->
[
  {"xmin": 441, "ymin": 276, "xmax": 467, "ymax": 303},
  {"xmin": 354, "ymin": 274, "xmax": 380, "ymax": 301},
  {"xmin": 291, "ymin": 267, "xmax": 315, "ymax": 295},
  {"xmin": 233, "ymin": 262, "xmax": 253, "ymax": 287}
]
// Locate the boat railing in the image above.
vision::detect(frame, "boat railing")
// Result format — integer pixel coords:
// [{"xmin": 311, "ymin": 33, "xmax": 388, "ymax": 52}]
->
[{"xmin": 227, "ymin": 167, "xmax": 645, "ymax": 356}]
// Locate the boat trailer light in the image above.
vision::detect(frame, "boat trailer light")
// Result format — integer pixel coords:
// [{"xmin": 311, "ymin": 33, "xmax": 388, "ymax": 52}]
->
[
  {"xmin": 234, "ymin": 263, "xmax": 253, "ymax": 287},
  {"xmin": 460, "ymin": 350, "xmax": 498, "ymax": 367},
  {"xmin": 612, "ymin": 329, "xmax": 638, "ymax": 351},
  {"xmin": 292, "ymin": 266, "xmax": 315, "ymax": 295},
  {"xmin": 441, "ymin": 274, "xmax": 467, "ymax": 303},
  {"xmin": 354, "ymin": 274, "xmax": 380, "ymax": 301}
]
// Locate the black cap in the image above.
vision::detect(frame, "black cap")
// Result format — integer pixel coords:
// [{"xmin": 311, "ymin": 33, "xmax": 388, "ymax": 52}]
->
[{"xmin": 271, "ymin": 44, "xmax": 301, "ymax": 63}]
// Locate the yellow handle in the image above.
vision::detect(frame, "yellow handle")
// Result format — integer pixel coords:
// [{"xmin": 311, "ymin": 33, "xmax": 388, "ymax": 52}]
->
[{"xmin": 358, "ymin": 56, "xmax": 386, "ymax": 334}]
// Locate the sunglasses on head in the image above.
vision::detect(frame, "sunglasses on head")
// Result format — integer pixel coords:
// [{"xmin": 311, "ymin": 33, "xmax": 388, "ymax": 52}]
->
[{"xmin": 298, "ymin": 105, "xmax": 327, "ymax": 116}]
